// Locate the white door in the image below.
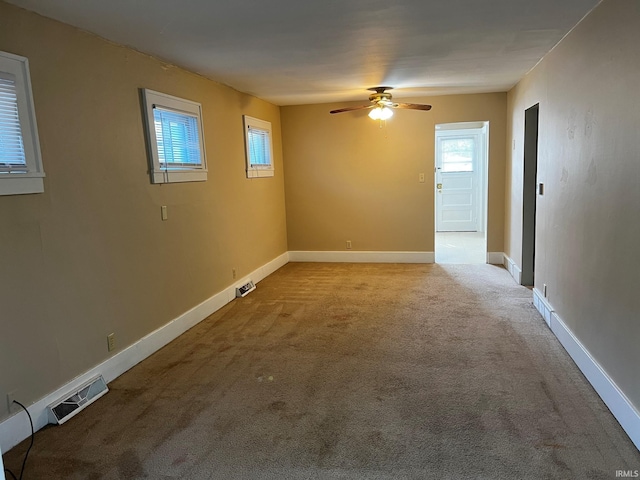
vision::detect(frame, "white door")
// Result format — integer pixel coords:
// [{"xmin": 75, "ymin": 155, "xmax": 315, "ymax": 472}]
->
[{"xmin": 435, "ymin": 131, "xmax": 481, "ymax": 232}]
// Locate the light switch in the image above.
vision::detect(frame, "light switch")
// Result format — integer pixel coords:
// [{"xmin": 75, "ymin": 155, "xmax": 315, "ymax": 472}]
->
[
  {"xmin": 161, "ymin": 205, "xmax": 168, "ymax": 220},
  {"xmin": 419, "ymin": 173, "xmax": 425, "ymax": 183}
]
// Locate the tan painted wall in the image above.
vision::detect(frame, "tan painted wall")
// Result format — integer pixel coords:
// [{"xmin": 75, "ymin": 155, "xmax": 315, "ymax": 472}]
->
[
  {"xmin": 0, "ymin": 2, "xmax": 287, "ymax": 419},
  {"xmin": 282, "ymin": 94, "xmax": 506, "ymax": 253},
  {"xmin": 505, "ymin": 0, "xmax": 640, "ymax": 407}
]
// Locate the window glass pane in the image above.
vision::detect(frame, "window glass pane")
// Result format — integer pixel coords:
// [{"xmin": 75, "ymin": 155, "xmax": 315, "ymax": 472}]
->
[
  {"xmin": 0, "ymin": 74, "xmax": 27, "ymax": 172},
  {"xmin": 441, "ymin": 137, "xmax": 474, "ymax": 172},
  {"xmin": 248, "ymin": 126, "xmax": 271, "ymax": 166},
  {"xmin": 152, "ymin": 107, "xmax": 201, "ymax": 168}
]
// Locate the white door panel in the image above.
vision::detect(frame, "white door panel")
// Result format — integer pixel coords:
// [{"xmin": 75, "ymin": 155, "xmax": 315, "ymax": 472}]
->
[
  {"xmin": 442, "ymin": 210, "xmax": 473, "ymax": 223},
  {"xmin": 442, "ymin": 192, "xmax": 473, "ymax": 208},
  {"xmin": 444, "ymin": 176, "xmax": 473, "ymax": 189}
]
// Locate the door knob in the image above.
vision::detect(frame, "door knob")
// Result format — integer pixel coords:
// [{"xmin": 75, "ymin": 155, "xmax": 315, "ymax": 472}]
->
[{"xmin": 437, "ymin": 183, "xmax": 442, "ymax": 189}]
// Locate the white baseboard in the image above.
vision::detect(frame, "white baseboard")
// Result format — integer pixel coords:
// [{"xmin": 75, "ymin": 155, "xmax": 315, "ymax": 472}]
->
[
  {"xmin": 288, "ymin": 250, "xmax": 434, "ymax": 263},
  {"xmin": 503, "ymin": 254, "xmax": 522, "ymax": 284},
  {"xmin": 0, "ymin": 251, "xmax": 290, "ymax": 453},
  {"xmin": 532, "ymin": 287, "xmax": 553, "ymax": 328},
  {"xmin": 487, "ymin": 252, "xmax": 504, "ymax": 265},
  {"xmin": 532, "ymin": 289, "xmax": 640, "ymax": 451}
]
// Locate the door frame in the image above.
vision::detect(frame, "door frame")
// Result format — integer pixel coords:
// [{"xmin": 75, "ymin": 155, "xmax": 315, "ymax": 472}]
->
[{"xmin": 434, "ymin": 121, "xmax": 489, "ymax": 246}]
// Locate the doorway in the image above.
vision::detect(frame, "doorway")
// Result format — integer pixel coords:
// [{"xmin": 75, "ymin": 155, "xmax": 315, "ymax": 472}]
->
[
  {"xmin": 521, "ymin": 105, "xmax": 539, "ymax": 286},
  {"xmin": 434, "ymin": 122, "xmax": 489, "ymax": 264}
]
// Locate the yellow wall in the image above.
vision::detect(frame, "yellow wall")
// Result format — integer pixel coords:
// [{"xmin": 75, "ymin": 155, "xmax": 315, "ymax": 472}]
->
[
  {"xmin": 505, "ymin": 0, "xmax": 640, "ymax": 407},
  {"xmin": 0, "ymin": 1, "xmax": 287, "ymax": 419},
  {"xmin": 282, "ymin": 94, "xmax": 506, "ymax": 253}
]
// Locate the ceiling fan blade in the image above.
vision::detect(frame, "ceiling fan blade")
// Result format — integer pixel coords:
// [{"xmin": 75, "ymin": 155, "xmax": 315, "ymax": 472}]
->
[
  {"xmin": 394, "ymin": 103, "xmax": 432, "ymax": 111},
  {"xmin": 329, "ymin": 105, "xmax": 374, "ymax": 114}
]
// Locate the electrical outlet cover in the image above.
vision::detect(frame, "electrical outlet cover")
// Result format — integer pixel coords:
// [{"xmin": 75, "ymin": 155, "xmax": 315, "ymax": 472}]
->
[{"xmin": 7, "ymin": 391, "xmax": 18, "ymax": 411}]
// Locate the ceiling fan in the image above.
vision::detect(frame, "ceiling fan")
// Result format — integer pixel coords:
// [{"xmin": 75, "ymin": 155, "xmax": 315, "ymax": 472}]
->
[{"xmin": 329, "ymin": 87, "xmax": 432, "ymax": 120}]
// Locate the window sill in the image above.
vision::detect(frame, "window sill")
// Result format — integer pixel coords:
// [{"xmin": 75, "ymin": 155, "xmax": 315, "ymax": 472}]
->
[
  {"xmin": 246, "ymin": 168, "xmax": 274, "ymax": 179},
  {"xmin": 151, "ymin": 170, "xmax": 207, "ymax": 184},
  {"xmin": 0, "ymin": 174, "xmax": 44, "ymax": 195}
]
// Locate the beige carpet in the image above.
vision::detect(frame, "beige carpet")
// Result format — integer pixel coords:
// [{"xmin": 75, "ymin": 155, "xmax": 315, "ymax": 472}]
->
[{"xmin": 4, "ymin": 263, "xmax": 640, "ymax": 479}]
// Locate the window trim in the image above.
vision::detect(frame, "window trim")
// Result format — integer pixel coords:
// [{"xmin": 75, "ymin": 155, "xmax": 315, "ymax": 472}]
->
[
  {"xmin": 142, "ymin": 89, "xmax": 207, "ymax": 184},
  {"xmin": 243, "ymin": 115, "xmax": 274, "ymax": 178},
  {"xmin": 0, "ymin": 51, "xmax": 45, "ymax": 196}
]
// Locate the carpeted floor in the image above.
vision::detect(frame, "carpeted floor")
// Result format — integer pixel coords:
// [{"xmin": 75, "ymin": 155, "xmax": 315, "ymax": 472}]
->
[{"xmin": 4, "ymin": 263, "xmax": 640, "ymax": 479}]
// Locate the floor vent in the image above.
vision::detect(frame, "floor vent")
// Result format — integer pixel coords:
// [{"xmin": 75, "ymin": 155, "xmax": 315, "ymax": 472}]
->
[
  {"xmin": 236, "ymin": 280, "xmax": 256, "ymax": 298},
  {"xmin": 47, "ymin": 375, "xmax": 109, "ymax": 425}
]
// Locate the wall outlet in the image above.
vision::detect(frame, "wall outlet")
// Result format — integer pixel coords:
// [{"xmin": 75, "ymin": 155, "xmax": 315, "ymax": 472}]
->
[
  {"xmin": 107, "ymin": 333, "xmax": 116, "ymax": 352},
  {"xmin": 7, "ymin": 391, "xmax": 18, "ymax": 412},
  {"xmin": 346, "ymin": 240, "xmax": 352, "ymax": 250},
  {"xmin": 232, "ymin": 268, "xmax": 237, "ymax": 279}
]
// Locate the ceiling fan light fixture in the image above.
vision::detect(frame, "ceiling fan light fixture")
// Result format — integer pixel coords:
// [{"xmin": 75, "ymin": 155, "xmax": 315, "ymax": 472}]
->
[
  {"xmin": 369, "ymin": 106, "xmax": 393, "ymax": 120},
  {"xmin": 329, "ymin": 87, "xmax": 431, "ymax": 117}
]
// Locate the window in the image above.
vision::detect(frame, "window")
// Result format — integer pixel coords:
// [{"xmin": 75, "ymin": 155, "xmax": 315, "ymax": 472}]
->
[
  {"xmin": 142, "ymin": 89, "xmax": 207, "ymax": 184},
  {"xmin": 0, "ymin": 51, "xmax": 45, "ymax": 196},
  {"xmin": 243, "ymin": 115, "xmax": 274, "ymax": 178},
  {"xmin": 440, "ymin": 137, "xmax": 474, "ymax": 172}
]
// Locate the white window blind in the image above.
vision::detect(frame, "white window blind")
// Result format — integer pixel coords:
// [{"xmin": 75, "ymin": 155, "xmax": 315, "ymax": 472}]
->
[
  {"xmin": 247, "ymin": 126, "xmax": 271, "ymax": 166},
  {"xmin": 153, "ymin": 106, "xmax": 202, "ymax": 168},
  {"xmin": 0, "ymin": 74, "xmax": 27, "ymax": 173}
]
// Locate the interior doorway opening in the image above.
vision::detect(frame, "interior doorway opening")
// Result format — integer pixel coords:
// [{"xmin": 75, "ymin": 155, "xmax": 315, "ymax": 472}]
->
[
  {"xmin": 521, "ymin": 105, "xmax": 539, "ymax": 285},
  {"xmin": 434, "ymin": 121, "xmax": 489, "ymax": 264}
]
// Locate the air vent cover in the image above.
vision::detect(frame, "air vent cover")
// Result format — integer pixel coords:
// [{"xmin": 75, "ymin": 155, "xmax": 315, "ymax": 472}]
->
[
  {"xmin": 236, "ymin": 280, "xmax": 256, "ymax": 298},
  {"xmin": 48, "ymin": 375, "xmax": 109, "ymax": 425}
]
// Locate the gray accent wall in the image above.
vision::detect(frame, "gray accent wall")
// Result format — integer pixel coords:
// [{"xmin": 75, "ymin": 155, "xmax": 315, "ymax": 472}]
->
[{"xmin": 505, "ymin": 0, "xmax": 640, "ymax": 409}]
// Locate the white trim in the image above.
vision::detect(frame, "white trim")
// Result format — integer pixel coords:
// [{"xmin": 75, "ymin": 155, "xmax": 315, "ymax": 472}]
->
[
  {"xmin": 532, "ymin": 287, "xmax": 553, "ymax": 327},
  {"xmin": 288, "ymin": 251, "xmax": 434, "ymax": 263},
  {"xmin": 151, "ymin": 170, "xmax": 207, "ymax": 184},
  {"xmin": 246, "ymin": 168, "xmax": 274, "ymax": 179},
  {"xmin": 532, "ymin": 289, "xmax": 640, "ymax": 451},
  {"xmin": 0, "ymin": 251, "xmax": 289, "ymax": 453},
  {"xmin": 503, "ymin": 254, "xmax": 522, "ymax": 284},
  {"xmin": 486, "ymin": 252, "xmax": 504, "ymax": 265},
  {"xmin": 0, "ymin": 176, "xmax": 44, "ymax": 195},
  {"xmin": 435, "ymin": 121, "xmax": 486, "ymax": 130}
]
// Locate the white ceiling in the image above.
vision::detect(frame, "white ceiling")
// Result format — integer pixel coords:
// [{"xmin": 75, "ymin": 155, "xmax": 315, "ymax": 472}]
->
[{"xmin": 7, "ymin": 0, "xmax": 600, "ymax": 105}]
